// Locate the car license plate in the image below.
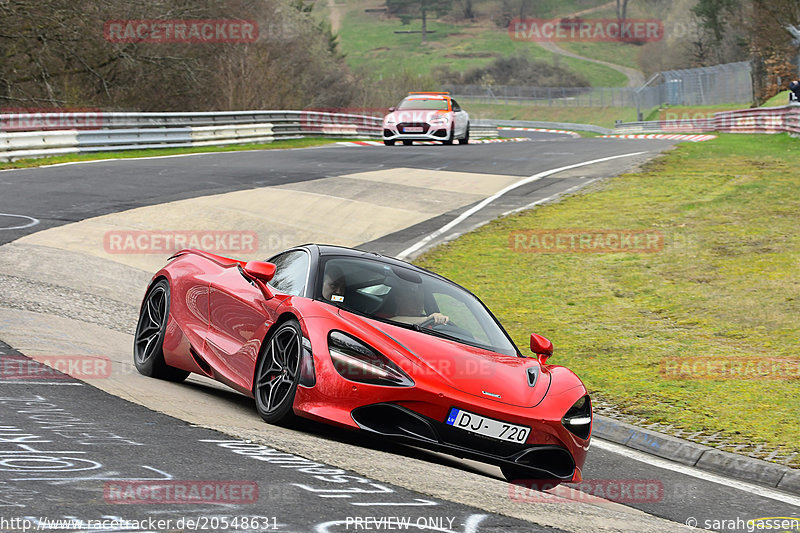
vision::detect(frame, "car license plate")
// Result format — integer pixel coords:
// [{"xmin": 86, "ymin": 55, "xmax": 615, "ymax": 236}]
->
[
  {"xmin": 446, "ymin": 408, "xmax": 530, "ymax": 443},
  {"xmin": 403, "ymin": 127, "xmax": 424, "ymax": 133}
]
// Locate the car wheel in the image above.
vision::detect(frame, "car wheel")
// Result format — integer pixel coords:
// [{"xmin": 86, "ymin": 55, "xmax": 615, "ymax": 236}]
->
[
  {"xmin": 442, "ymin": 126, "xmax": 454, "ymax": 145},
  {"xmin": 500, "ymin": 465, "xmax": 561, "ymax": 491},
  {"xmin": 254, "ymin": 319, "xmax": 303, "ymax": 424},
  {"xmin": 383, "ymin": 139, "xmax": 395, "ymax": 146},
  {"xmin": 133, "ymin": 279, "xmax": 190, "ymax": 382},
  {"xmin": 458, "ymin": 123, "xmax": 470, "ymax": 145},
  {"xmin": 402, "ymin": 140, "xmax": 413, "ymax": 146}
]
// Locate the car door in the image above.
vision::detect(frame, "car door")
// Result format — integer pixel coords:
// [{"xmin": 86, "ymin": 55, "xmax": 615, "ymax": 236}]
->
[
  {"xmin": 450, "ymin": 98, "xmax": 468, "ymax": 137},
  {"xmin": 204, "ymin": 250, "xmax": 310, "ymax": 392}
]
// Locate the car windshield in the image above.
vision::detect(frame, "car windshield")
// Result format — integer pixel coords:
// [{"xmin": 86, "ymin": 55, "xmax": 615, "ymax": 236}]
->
[
  {"xmin": 397, "ymin": 98, "xmax": 449, "ymax": 111},
  {"xmin": 317, "ymin": 256, "xmax": 518, "ymax": 357}
]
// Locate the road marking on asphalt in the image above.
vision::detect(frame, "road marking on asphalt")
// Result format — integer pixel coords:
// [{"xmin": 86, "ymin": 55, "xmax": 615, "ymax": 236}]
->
[
  {"xmin": 0, "ymin": 145, "xmax": 333, "ymax": 173},
  {"xmin": 498, "ymin": 126, "xmax": 581, "ymax": 138},
  {"xmin": 396, "ymin": 151, "xmax": 646, "ymax": 260},
  {"xmin": 0, "ymin": 381, "xmax": 84, "ymax": 385},
  {"xmin": 0, "ymin": 214, "xmax": 39, "ymax": 230},
  {"xmin": 592, "ymin": 438, "xmax": 800, "ymax": 507},
  {"xmin": 502, "ymin": 178, "xmax": 600, "ymax": 216},
  {"xmin": 600, "ymin": 134, "xmax": 717, "ymax": 142}
]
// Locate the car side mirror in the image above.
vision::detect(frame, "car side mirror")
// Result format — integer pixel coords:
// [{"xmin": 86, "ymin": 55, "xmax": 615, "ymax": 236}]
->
[
  {"xmin": 530, "ymin": 333, "xmax": 553, "ymax": 364},
  {"xmin": 244, "ymin": 261, "xmax": 276, "ymax": 298},
  {"xmin": 389, "ymin": 107, "xmax": 396, "ymax": 112}
]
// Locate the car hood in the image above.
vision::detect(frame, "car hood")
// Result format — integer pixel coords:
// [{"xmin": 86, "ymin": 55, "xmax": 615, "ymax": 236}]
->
[
  {"xmin": 338, "ymin": 309, "xmax": 550, "ymax": 408},
  {"xmin": 384, "ymin": 109, "xmax": 450, "ymax": 123}
]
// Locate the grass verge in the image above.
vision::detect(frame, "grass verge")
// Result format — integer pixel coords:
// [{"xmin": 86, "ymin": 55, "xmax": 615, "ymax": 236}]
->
[
  {"xmin": 416, "ymin": 133, "xmax": 800, "ymax": 465},
  {"xmin": 0, "ymin": 137, "xmax": 348, "ymax": 170},
  {"xmin": 762, "ymin": 91, "xmax": 792, "ymax": 107},
  {"xmin": 465, "ymin": 103, "xmax": 638, "ymax": 128}
]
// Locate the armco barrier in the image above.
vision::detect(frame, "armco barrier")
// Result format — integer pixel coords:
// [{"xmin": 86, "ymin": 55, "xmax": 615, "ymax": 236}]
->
[
  {"xmin": 615, "ymin": 103, "xmax": 800, "ymax": 134},
  {"xmin": 713, "ymin": 104, "xmax": 800, "ymax": 134},
  {"xmin": 0, "ymin": 111, "xmax": 385, "ymax": 162},
  {"xmin": 475, "ymin": 118, "xmax": 611, "ymax": 135},
  {"xmin": 0, "ymin": 110, "xmax": 503, "ymax": 161}
]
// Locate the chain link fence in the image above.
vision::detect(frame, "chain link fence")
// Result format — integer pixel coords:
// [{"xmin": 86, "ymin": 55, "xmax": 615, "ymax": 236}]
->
[{"xmin": 445, "ymin": 61, "xmax": 754, "ymax": 108}]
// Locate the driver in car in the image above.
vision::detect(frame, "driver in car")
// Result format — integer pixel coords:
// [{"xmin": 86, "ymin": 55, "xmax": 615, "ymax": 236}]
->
[
  {"xmin": 322, "ymin": 265, "xmax": 346, "ymax": 302},
  {"xmin": 389, "ymin": 285, "xmax": 449, "ymax": 326}
]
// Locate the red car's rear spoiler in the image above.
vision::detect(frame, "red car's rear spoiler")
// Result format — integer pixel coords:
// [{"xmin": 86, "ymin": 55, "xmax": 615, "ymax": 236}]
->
[{"xmin": 169, "ymin": 248, "xmax": 246, "ymax": 267}]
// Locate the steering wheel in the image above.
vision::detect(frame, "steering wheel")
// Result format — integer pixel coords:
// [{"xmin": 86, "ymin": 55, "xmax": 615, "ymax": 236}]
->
[{"xmin": 418, "ymin": 316, "xmax": 436, "ymax": 329}]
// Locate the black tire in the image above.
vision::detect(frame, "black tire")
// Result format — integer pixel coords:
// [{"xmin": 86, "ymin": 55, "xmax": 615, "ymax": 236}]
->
[
  {"xmin": 402, "ymin": 140, "xmax": 413, "ymax": 146},
  {"xmin": 383, "ymin": 139, "xmax": 395, "ymax": 146},
  {"xmin": 458, "ymin": 123, "xmax": 470, "ymax": 145},
  {"xmin": 442, "ymin": 126, "xmax": 454, "ymax": 145},
  {"xmin": 133, "ymin": 279, "xmax": 190, "ymax": 382},
  {"xmin": 501, "ymin": 465, "xmax": 561, "ymax": 491},
  {"xmin": 253, "ymin": 319, "xmax": 303, "ymax": 424}
]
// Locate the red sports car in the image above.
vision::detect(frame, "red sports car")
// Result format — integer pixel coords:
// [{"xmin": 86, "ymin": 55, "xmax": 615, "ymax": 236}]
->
[{"xmin": 134, "ymin": 244, "xmax": 591, "ymax": 485}]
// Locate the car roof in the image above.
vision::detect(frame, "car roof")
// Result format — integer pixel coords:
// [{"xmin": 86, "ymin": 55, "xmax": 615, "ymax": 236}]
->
[
  {"xmin": 404, "ymin": 95, "xmax": 449, "ymax": 100},
  {"xmin": 301, "ymin": 243, "xmax": 447, "ymax": 280}
]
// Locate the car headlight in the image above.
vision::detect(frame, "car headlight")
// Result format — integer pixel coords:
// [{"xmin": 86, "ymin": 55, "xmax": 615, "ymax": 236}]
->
[
  {"xmin": 328, "ymin": 331, "xmax": 414, "ymax": 387},
  {"xmin": 384, "ymin": 116, "xmax": 397, "ymax": 125},
  {"xmin": 429, "ymin": 116, "xmax": 449, "ymax": 125},
  {"xmin": 561, "ymin": 395, "xmax": 591, "ymax": 439}
]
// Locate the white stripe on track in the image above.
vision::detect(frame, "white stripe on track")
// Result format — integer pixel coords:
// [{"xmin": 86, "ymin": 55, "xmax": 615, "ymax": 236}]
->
[
  {"xmin": 395, "ymin": 151, "xmax": 646, "ymax": 260},
  {"xmin": 592, "ymin": 438, "xmax": 800, "ymax": 507}
]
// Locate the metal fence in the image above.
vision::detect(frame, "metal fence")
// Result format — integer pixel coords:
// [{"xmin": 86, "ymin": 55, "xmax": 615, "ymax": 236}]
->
[
  {"xmin": 443, "ymin": 85, "xmax": 641, "ymax": 107},
  {"xmin": 445, "ymin": 61, "xmax": 754, "ymax": 108},
  {"xmin": 658, "ymin": 61, "xmax": 753, "ymax": 106}
]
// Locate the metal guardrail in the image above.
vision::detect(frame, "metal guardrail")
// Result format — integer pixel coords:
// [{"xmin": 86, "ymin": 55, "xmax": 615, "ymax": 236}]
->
[
  {"xmin": 475, "ymin": 119, "xmax": 611, "ymax": 135},
  {"xmin": 0, "ymin": 111, "xmax": 385, "ymax": 162},
  {"xmin": 0, "ymin": 110, "xmax": 502, "ymax": 161},
  {"xmin": 614, "ymin": 104, "xmax": 800, "ymax": 135},
  {"xmin": 7, "ymin": 103, "xmax": 794, "ymax": 161}
]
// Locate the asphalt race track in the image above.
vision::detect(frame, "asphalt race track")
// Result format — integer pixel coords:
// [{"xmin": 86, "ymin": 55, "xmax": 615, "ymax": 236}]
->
[{"xmin": 0, "ymin": 131, "xmax": 798, "ymax": 532}]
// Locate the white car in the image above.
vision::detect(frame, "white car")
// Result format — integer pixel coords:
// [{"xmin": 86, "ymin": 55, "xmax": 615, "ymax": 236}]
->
[{"xmin": 382, "ymin": 92, "xmax": 470, "ymax": 146}]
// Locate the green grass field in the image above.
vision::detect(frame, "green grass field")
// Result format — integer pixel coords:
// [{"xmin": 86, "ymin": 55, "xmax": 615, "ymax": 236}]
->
[
  {"xmin": 416, "ymin": 134, "xmax": 800, "ymax": 465},
  {"xmin": 336, "ymin": 2, "xmax": 628, "ymax": 87},
  {"xmin": 465, "ymin": 102, "xmax": 639, "ymax": 127},
  {"xmin": 558, "ymin": 40, "xmax": 644, "ymax": 71},
  {"xmin": 762, "ymin": 91, "xmax": 792, "ymax": 107}
]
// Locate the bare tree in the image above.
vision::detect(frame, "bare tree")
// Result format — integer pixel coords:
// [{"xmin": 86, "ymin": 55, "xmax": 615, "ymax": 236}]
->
[{"xmin": 0, "ymin": 0, "xmax": 361, "ymax": 111}]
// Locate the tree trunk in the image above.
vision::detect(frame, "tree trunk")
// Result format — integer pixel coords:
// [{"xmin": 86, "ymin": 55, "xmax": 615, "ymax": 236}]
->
[
  {"xmin": 422, "ymin": 7, "xmax": 428, "ymax": 43},
  {"xmin": 616, "ymin": 0, "xmax": 630, "ymax": 20}
]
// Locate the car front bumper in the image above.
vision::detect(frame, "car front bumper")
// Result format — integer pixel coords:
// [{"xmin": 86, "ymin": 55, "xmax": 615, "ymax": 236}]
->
[{"xmin": 383, "ymin": 123, "xmax": 451, "ymax": 141}]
